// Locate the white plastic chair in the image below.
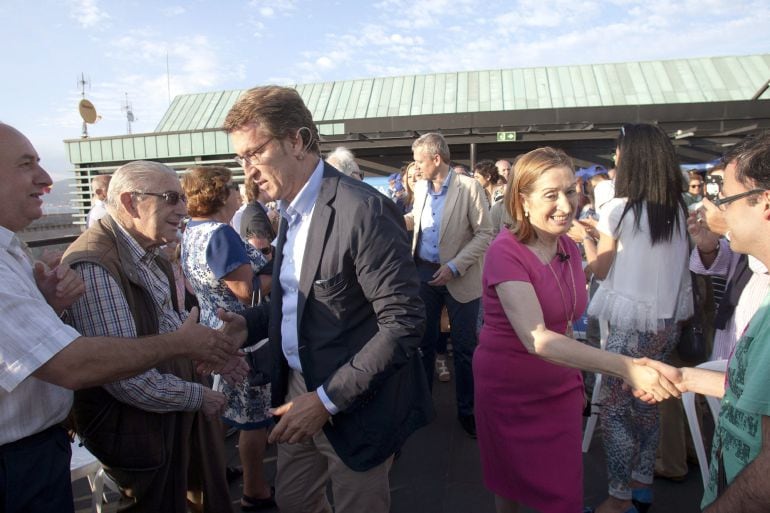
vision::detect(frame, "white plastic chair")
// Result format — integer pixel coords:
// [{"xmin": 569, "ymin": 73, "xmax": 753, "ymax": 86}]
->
[
  {"xmin": 70, "ymin": 439, "xmax": 117, "ymax": 513},
  {"xmin": 682, "ymin": 359, "xmax": 728, "ymax": 488},
  {"xmin": 582, "ymin": 319, "xmax": 609, "ymax": 452}
]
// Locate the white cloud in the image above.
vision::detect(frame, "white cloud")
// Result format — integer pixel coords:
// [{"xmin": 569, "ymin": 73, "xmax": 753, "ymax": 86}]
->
[
  {"xmin": 68, "ymin": 0, "xmax": 110, "ymax": 29},
  {"xmin": 161, "ymin": 6, "xmax": 186, "ymax": 17},
  {"xmin": 248, "ymin": 0, "xmax": 296, "ymax": 17}
]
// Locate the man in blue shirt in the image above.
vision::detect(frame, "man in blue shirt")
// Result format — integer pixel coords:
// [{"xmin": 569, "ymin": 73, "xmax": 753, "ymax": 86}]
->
[{"xmin": 406, "ymin": 132, "xmax": 494, "ymax": 437}]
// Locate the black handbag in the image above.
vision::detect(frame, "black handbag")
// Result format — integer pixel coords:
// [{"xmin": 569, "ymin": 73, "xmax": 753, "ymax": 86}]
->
[
  {"xmin": 244, "ymin": 287, "xmax": 272, "ymax": 387},
  {"xmin": 245, "ymin": 337, "xmax": 272, "ymax": 387},
  {"xmin": 678, "ymin": 272, "xmax": 710, "ymax": 364}
]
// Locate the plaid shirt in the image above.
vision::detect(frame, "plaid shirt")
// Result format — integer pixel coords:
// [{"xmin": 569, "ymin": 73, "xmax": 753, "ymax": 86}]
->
[{"xmin": 68, "ymin": 224, "xmax": 202, "ymax": 412}]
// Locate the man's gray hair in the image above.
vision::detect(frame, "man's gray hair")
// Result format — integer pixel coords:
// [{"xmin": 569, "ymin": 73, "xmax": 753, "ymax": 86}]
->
[
  {"xmin": 412, "ymin": 133, "xmax": 450, "ymax": 163},
  {"xmin": 326, "ymin": 146, "xmax": 361, "ymax": 177},
  {"xmin": 107, "ymin": 161, "xmax": 177, "ymax": 213}
]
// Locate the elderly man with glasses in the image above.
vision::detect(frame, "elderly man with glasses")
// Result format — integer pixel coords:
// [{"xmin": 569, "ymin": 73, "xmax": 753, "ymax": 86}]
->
[{"xmin": 61, "ymin": 160, "xmax": 243, "ymax": 512}]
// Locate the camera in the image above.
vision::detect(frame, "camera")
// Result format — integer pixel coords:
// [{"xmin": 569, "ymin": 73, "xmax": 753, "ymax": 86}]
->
[{"xmin": 704, "ymin": 174, "xmax": 722, "ymax": 202}]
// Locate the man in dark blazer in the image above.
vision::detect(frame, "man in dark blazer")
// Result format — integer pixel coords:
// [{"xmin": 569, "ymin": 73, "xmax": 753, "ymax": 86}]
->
[{"xmin": 224, "ymin": 85, "xmax": 432, "ymax": 513}]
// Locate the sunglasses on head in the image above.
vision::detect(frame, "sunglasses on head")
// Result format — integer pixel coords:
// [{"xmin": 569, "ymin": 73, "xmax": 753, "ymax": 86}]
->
[{"xmin": 132, "ymin": 191, "xmax": 187, "ymax": 205}]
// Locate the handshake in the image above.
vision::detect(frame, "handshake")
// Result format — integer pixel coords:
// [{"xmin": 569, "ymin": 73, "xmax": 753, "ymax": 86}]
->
[{"xmin": 626, "ymin": 357, "xmax": 723, "ymax": 404}]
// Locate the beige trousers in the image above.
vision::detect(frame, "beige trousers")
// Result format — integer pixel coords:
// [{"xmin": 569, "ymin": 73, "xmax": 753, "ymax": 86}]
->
[{"xmin": 275, "ymin": 371, "xmax": 392, "ymax": 513}]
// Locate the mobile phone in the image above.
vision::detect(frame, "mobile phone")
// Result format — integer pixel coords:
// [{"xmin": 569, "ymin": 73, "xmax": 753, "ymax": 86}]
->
[{"xmin": 704, "ymin": 175, "xmax": 722, "ymax": 202}]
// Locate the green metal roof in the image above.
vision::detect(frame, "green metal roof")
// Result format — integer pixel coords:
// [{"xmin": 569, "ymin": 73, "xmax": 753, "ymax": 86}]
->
[{"xmin": 155, "ymin": 54, "xmax": 770, "ymax": 133}]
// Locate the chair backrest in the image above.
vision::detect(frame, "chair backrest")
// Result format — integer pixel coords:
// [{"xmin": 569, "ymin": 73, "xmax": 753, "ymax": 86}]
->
[{"xmin": 682, "ymin": 359, "xmax": 728, "ymax": 489}]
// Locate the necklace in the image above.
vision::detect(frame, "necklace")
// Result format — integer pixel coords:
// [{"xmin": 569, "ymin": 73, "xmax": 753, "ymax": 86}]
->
[{"xmin": 545, "ymin": 240, "xmax": 578, "ymax": 338}]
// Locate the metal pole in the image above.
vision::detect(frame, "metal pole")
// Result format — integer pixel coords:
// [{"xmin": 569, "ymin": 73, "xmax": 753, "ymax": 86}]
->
[{"xmin": 470, "ymin": 142, "xmax": 477, "ymax": 171}]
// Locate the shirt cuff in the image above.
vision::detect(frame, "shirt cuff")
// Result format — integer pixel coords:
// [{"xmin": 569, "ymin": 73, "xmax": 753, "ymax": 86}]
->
[
  {"xmin": 447, "ymin": 261, "xmax": 459, "ymax": 277},
  {"xmin": 316, "ymin": 385, "xmax": 339, "ymax": 415}
]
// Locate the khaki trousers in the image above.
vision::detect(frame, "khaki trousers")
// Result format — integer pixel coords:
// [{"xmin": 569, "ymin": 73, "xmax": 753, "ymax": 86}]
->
[{"xmin": 275, "ymin": 371, "xmax": 392, "ymax": 513}]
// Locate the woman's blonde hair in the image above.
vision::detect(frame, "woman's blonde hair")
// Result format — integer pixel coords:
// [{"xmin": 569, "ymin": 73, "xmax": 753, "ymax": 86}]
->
[{"xmin": 505, "ymin": 147, "xmax": 574, "ymax": 243}]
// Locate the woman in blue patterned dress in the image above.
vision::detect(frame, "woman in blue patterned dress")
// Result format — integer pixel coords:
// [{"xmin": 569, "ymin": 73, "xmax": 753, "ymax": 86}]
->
[{"xmin": 180, "ymin": 165, "xmax": 275, "ymax": 511}]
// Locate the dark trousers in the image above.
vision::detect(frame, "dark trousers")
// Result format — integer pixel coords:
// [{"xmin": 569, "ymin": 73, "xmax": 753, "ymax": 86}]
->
[
  {"xmin": 418, "ymin": 271, "xmax": 479, "ymax": 417},
  {"xmin": 0, "ymin": 425, "xmax": 75, "ymax": 513}
]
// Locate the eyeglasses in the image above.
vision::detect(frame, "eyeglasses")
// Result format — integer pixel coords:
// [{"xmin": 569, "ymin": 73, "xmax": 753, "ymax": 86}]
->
[
  {"xmin": 234, "ymin": 137, "xmax": 274, "ymax": 168},
  {"xmin": 132, "ymin": 191, "xmax": 187, "ymax": 205},
  {"xmin": 713, "ymin": 188, "xmax": 765, "ymax": 210},
  {"xmin": 256, "ymin": 246, "xmax": 272, "ymax": 256}
]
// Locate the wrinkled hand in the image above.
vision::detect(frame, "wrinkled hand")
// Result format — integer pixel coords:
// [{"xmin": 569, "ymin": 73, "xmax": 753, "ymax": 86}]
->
[
  {"xmin": 217, "ymin": 356, "xmax": 250, "ymax": 386},
  {"xmin": 428, "ymin": 265, "xmax": 455, "ymax": 286},
  {"xmin": 34, "ymin": 261, "xmax": 86, "ymax": 314},
  {"xmin": 200, "ymin": 387, "xmax": 227, "ymax": 418},
  {"xmin": 268, "ymin": 392, "xmax": 331, "ymax": 444},
  {"xmin": 217, "ymin": 308, "xmax": 248, "ymax": 348},
  {"xmin": 39, "ymin": 248, "xmax": 64, "ymax": 268},
  {"xmin": 180, "ymin": 307, "xmax": 240, "ymax": 370}
]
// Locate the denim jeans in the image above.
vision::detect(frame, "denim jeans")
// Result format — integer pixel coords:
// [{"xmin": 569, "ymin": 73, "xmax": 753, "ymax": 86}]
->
[{"xmin": 418, "ymin": 272, "xmax": 479, "ymax": 417}]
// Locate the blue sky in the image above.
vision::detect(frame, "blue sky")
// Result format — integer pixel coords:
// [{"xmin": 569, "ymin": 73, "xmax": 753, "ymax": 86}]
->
[{"xmin": 2, "ymin": 0, "xmax": 769, "ymax": 182}]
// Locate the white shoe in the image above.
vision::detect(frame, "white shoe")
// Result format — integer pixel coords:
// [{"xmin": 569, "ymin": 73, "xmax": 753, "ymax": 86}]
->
[{"xmin": 435, "ymin": 355, "xmax": 451, "ymax": 382}]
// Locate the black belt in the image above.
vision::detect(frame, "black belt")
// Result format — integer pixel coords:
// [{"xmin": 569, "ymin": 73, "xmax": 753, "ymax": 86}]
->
[
  {"xmin": 415, "ymin": 257, "xmax": 440, "ymax": 269},
  {"xmin": 0, "ymin": 424, "xmax": 64, "ymax": 453}
]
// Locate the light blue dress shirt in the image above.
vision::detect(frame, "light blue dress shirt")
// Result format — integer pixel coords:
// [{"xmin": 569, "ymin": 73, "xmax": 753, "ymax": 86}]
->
[
  {"xmin": 417, "ymin": 170, "xmax": 458, "ymax": 275},
  {"xmin": 277, "ymin": 159, "xmax": 339, "ymax": 414}
]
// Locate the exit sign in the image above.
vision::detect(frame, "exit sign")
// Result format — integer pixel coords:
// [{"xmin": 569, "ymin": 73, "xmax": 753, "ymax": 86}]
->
[{"xmin": 496, "ymin": 131, "xmax": 517, "ymax": 142}]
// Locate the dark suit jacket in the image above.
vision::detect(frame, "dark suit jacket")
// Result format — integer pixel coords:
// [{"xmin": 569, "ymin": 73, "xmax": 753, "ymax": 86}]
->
[
  {"xmin": 239, "ymin": 200, "xmax": 276, "ymax": 241},
  {"xmin": 269, "ymin": 162, "xmax": 433, "ymax": 471}
]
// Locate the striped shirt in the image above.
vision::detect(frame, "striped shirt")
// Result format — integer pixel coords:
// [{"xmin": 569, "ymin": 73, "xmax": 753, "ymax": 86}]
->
[
  {"xmin": 690, "ymin": 239, "xmax": 770, "ymax": 361},
  {"xmin": 68, "ymin": 224, "xmax": 202, "ymax": 412},
  {"xmin": 0, "ymin": 227, "xmax": 80, "ymax": 444}
]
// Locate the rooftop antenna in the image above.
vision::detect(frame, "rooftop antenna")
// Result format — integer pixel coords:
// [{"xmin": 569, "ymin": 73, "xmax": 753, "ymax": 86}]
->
[
  {"xmin": 122, "ymin": 92, "xmax": 136, "ymax": 134},
  {"xmin": 77, "ymin": 73, "xmax": 100, "ymax": 138}
]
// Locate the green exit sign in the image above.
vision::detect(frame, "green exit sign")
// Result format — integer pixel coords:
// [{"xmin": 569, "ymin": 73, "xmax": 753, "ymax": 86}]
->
[{"xmin": 496, "ymin": 131, "xmax": 517, "ymax": 142}]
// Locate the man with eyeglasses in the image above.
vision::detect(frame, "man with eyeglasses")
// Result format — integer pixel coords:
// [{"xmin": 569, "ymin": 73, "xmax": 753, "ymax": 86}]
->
[
  {"xmin": 60, "ymin": 160, "xmax": 246, "ymax": 512},
  {"xmin": 635, "ymin": 133, "xmax": 770, "ymax": 512},
  {"xmin": 0, "ymin": 124, "xmax": 244, "ymax": 513},
  {"xmin": 224, "ymin": 85, "xmax": 432, "ymax": 513}
]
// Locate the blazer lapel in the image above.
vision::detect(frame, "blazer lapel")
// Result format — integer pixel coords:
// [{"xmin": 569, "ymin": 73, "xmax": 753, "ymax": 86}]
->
[
  {"xmin": 411, "ymin": 180, "xmax": 428, "ymax": 254},
  {"xmin": 296, "ymin": 165, "xmax": 338, "ymax": 326},
  {"xmin": 439, "ymin": 175, "xmax": 460, "ymax": 243},
  {"xmin": 270, "ymin": 216, "xmax": 289, "ymax": 333}
]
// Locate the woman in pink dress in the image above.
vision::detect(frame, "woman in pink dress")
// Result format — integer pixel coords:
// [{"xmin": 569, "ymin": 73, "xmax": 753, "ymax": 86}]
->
[{"xmin": 473, "ymin": 147, "xmax": 677, "ymax": 513}]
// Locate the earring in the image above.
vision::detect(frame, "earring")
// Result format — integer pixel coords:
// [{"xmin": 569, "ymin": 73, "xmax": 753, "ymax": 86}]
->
[{"xmin": 524, "ymin": 210, "xmax": 530, "ymax": 218}]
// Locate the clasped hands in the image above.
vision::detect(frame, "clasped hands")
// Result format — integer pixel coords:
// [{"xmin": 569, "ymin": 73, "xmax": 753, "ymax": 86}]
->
[{"xmin": 626, "ymin": 357, "xmax": 684, "ymax": 404}]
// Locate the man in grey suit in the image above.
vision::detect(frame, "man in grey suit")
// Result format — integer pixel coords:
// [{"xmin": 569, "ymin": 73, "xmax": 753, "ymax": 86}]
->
[
  {"xmin": 224, "ymin": 86, "xmax": 432, "ymax": 513},
  {"xmin": 406, "ymin": 133, "xmax": 494, "ymax": 437}
]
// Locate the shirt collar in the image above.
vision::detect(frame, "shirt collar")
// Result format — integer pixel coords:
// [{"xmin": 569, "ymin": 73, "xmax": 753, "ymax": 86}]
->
[
  {"xmin": 280, "ymin": 158, "xmax": 325, "ymax": 224},
  {"xmin": 430, "ymin": 169, "xmax": 453, "ymax": 194},
  {"xmin": 115, "ymin": 222, "xmax": 160, "ymax": 266},
  {"xmin": 0, "ymin": 225, "xmax": 16, "ymax": 251}
]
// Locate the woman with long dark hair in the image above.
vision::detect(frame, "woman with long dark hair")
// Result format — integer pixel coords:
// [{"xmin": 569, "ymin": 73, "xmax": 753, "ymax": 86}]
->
[{"xmin": 581, "ymin": 124, "xmax": 693, "ymax": 513}]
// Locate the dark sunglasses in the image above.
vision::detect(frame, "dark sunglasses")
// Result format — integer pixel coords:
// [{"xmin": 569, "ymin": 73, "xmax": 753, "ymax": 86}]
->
[
  {"xmin": 257, "ymin": 246, "xmax": 273, "ymax": 256},
  {"xmin": 132, "ymin": 191, "xmax": 187, "ymax": 205}
]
